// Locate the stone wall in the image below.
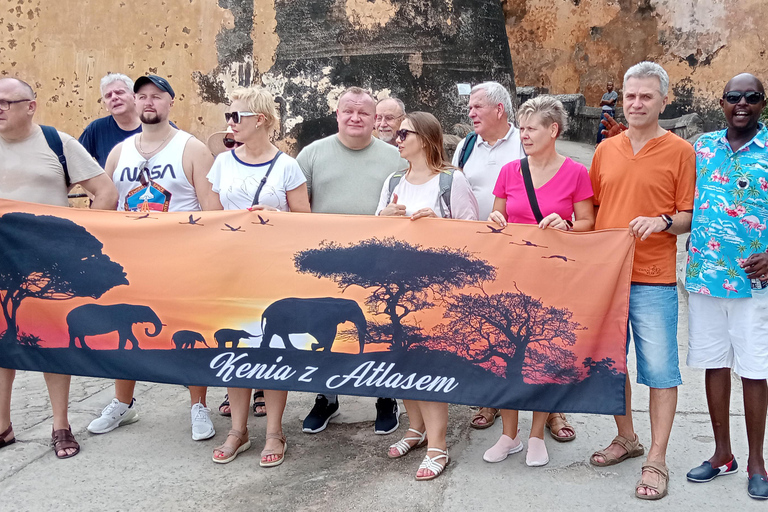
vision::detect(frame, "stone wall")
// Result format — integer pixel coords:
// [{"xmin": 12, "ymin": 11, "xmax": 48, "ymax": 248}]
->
[
  {"xmin": 0, "ymin": 0, "xmax": 514, "ymax": 155},
  {"xmin": 503, "ymin": 0, "xmax": 767, "ymax": 132}
]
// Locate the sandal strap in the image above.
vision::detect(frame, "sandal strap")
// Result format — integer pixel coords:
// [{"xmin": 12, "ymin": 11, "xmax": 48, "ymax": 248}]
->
[
  {"xmin": 389, "ymin": 429, "xmax": 427, "ymax": 456},
  {"xmin": 227, "ymin": 428, "xmax": 248, "ymax": 443},
  {"xmin": 51, "ymin": 427, "xmax": 79, "ymax": 451},
  {"xmin": 641, "ymin": 460, "xmax": 669, "ymax": 478},
  {"xmin": 419, "ymin": 451, "xmax": 449, "ymax": 474},
  {"xmin": 265, "ymin": 432, "xmax": 286, "ymax": 444},
  {"xmin": 611, "ymin": 434, "xmax": 639, "ymax": 452},
  {"xmin": 0, "ymin": 422, "xmax": 12, "ymax": 439}
]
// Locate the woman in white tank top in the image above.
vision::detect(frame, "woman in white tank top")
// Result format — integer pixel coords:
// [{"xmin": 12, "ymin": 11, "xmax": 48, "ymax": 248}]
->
[{"xmin": 208, "ymin": 87, "xmax": 310, "ymax": 468}]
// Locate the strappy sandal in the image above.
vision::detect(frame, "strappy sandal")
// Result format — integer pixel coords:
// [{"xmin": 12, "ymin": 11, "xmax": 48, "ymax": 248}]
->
[
  {"xmin": 470, "ymin": 408, "xmax": 500, "ymax": 430},
  {"xmin": 253, "ymin": 390, "xmax": 266, "ymax": 417},
  {"xmin": 212, "ymin": 428, "xmax": 251, "ymax": 464},
  {"xmin": 546, "ymin": 413, "xmax": 576, "ymax": 442},
  {"xmin": 0, "ymin": 423, "xmax": 16, "ymax": 449},
  {"xmin": 590, "ymin": 434, "xmax": 644, "ymax": 467},
  {"xmin": 635, "ymin": 460, "xmax": 669, "ymax": 500},
  {"xmin": 51, "ymin": 426, "xmax": 80, "ymax": 459},
  {"xmin": 388, "ymin": 428, "xmax": 427, "ymax": 459},
  {"xmin": 218, "ymin": 394, "xmax": 231, "ymax": 417},
  {"xmin": 416, "ymin": 448, "xmax": 450, "ymax": 481},
  {"xmin": 260, "ymin": 432, "xmax": 287, "ymax": 468}
]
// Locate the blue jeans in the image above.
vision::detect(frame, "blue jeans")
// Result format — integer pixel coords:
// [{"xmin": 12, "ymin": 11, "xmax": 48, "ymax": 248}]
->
[
  {"xmin": 596, "ymin": 108, "xmax": 615, "ymax": 144},
  {"xmin": 626, "ymin": 284, "xmax": 682, "ymax": 388}
]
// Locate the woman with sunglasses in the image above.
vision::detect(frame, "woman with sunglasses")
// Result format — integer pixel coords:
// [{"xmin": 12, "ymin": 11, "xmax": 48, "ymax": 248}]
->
[
  {"xmin": 208, "ymin": 86, "xmax": 310, "ymax": 468},
  {"xmin": 376, "ymin": 111, "xmax": 478, "ymax": 481},
  {"xmin": 485, "ymin": 95, "xmax": 594, "ymax": 467}
]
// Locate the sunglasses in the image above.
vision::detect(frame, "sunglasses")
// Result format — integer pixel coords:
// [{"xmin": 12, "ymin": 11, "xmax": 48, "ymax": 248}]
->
[
  {"xmin": 222, "ymin": 137, "xmax": 243, "ymax": 149},
  {"xmin": 138, "ymin": 162, "xmax": 152, "ymax": 187},
  {"xmin": 723, "ymin": 91, "xmax": 765, "ymax": 105},
  {"xmin": 224, "ymin": 111, "xmax": 258, "ymax": 123},
  {"xmin": 395, "ymin": 129, "xmax": 418, "ymax": 140}
]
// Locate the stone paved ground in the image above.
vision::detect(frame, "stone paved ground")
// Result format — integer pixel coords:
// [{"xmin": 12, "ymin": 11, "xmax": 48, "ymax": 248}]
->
[{"xmin": 2, "ymin": 141, "xmax": 765, "ymax": 511}]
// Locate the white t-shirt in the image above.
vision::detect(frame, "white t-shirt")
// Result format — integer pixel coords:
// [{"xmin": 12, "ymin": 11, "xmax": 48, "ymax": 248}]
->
[
  {"xmin": 375, "ymin": 169, "xmax": 478, "ymax": 220},
  {"xmin": 452, "ymin": 124, "xmax": 524, "ymax": 221},
  {"xmin": 207, "ymin": 150, "xmax": 306, "ymax": 211}
]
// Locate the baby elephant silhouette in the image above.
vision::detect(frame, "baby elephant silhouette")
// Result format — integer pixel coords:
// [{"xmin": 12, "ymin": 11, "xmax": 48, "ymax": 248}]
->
[
  {"xmin": 172, "ymin": 330, "xmax": 210, "ymax": 349},
  {"xmin": 261, "ymin": 297, "xmax": 367, "ymax": 354},
  {"xmin": 67, "ymin": 304, "xmax": 163, "ymax": 350},
  {"xmin": 214, "ymin": 328, "xmax": 257, "ymax": 348}
]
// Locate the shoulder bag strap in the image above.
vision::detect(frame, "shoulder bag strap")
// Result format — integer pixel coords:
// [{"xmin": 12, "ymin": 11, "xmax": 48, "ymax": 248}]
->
[
  {"xmin": 252, "ymin": 151, "xmax": 283, "ymax": 207},
  {"xmin": 520, "ymin": 157, "xmax": 544, "ymax": 223}
]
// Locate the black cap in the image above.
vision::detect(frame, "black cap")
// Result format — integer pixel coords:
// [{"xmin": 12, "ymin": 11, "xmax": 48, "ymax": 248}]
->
[{"xmin": 133, "ymin": 75, "xmax": 175, "ymax": 99}]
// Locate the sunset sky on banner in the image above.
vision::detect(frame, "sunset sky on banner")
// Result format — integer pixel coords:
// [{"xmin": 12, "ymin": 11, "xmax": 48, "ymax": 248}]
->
[{"xmin": 0, "ymin": 199, "xmax": 634, "ymax": 374}]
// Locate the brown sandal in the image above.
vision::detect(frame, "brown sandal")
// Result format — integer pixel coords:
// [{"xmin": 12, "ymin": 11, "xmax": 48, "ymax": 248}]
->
[
  {"xmin": 635, "ymin": 460, "xmax": 669, "ymax": 500},
  {"xmin": 546, "ymin": 413, "xmax": 576, "ymax": 442},
  {"xmin": 212, "ymin": 428, "xmax": 251, "ymax": 464},
  {"xmin": 0, "ymin": 423, "xmax": 15, "ymax": 449},
  {"xmin": 260, "ymin": 432, "xmax": 287, "ymax": 468},
  {"xmin": 51, "ymin": 426, "xmax": 80, "ymax": 459},
  {"xmin": 590, "ymin": 434, "xmax": 644, "ymax": 467},
  {"xmin": 470, "ymin": 408, "xmax": 500, "ymax": 429}
]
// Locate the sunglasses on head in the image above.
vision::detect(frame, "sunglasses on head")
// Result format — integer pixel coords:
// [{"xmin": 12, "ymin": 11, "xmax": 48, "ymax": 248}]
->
[
  {"xmin": 224, "ymin": 111, "xmax": 258, "ymax": 124},
  {"xmin": 723, "ymin": 91, "xmax": 765, "ymax": 105},
  {"xmin": 222, "ymin": 137, "xmax": 243, "ymax": 149},
  {"xmin": 395, "ymin": 129, "xmax": 417, "ymax": 140}
]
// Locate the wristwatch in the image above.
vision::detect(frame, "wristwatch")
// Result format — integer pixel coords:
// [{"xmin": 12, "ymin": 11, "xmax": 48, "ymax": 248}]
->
[{"xmin": 660, "ymin": 214, "xmax": 673, "ymax": 231}]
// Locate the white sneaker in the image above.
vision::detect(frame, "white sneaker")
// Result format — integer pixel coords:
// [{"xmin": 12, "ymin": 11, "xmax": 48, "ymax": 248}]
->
[
  {"xmin": 87, "ymin": 398, "xmax": 139, "ymax": 434},
  {"xmin": 191, "ymin": 402, "xmax": 215, "ymax": 441}
]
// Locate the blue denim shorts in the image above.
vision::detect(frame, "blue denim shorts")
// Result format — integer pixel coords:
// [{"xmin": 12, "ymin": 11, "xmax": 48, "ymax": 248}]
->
[{"xmin": 627, "ymin": 284, "xmax": 682, "ymax": 388}]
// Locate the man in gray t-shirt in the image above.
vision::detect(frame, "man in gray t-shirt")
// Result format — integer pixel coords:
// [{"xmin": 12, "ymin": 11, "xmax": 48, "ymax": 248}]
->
[
  {"xmin": 596, "ymin": 81, "xmax": 619, "ymax": 144},
  {"xmin": 296, "ymin": 86, "xmax": 407, "ymax": 435}
]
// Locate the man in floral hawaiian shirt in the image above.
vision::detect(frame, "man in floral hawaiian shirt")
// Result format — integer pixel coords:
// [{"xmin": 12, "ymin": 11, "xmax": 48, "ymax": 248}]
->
[{"xmin": 685, "ymin": 73, "xmax": 768, "ymax": 500}]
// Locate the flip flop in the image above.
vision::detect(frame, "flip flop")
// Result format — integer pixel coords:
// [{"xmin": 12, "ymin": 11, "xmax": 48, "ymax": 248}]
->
[{"xmin": 253, "ymin": 390, "xmax": 266, "ymax": 417}]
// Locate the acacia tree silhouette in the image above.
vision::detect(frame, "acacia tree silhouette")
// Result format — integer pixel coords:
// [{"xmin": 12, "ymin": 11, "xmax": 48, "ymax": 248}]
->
[
  {"xmin": 0, "ymin": 213, "xmax": 128, "ymax": 343},
  {"xmin": 428, "ymin": 287, "xmax": 583, "ymax": 385},
  {"xmin": 294, "ymin": 237, "xmax": 496, "ymax": 350}
]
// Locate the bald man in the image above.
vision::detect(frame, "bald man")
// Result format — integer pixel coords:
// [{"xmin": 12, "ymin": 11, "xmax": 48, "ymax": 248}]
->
[{"xmin": 684, "ymin": 73, "xmax": 768, "ymax": 500}]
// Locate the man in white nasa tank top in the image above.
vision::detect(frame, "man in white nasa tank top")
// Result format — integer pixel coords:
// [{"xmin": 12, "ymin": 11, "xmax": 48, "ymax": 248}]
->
[{"xmin": 92, "ymin": 75, "xmax": 223, "ymax": 442}]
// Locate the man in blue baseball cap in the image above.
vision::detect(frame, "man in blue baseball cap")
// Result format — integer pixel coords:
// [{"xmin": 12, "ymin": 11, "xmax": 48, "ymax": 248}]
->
[{"xmin": 133, "ymin": 74, "xmax": 175, "ymax": 99}]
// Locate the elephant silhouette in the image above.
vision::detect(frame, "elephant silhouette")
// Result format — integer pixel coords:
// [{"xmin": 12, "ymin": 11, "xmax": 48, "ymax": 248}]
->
[
  {"xmin": 214, "ymin": 328, "xmax": 256, "ymax": 348},
  {"xmin": 67, "ymin": 304, "xmax": 163, "ymax": 350},
  {"xmin": 261, "ymin": 297, "xmax": 367, "ymax": 353},
  {"xmin": 172, "ymin": 330, "xmax": 210, "ymax": 349}
]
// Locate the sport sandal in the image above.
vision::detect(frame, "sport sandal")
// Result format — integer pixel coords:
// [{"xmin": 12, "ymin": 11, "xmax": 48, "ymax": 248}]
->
[
  {"xmin": 416, "ymin": 448, "xmax": 450, "ymax": 481},
  {"xmin": 590, "ymin": 434, "xmax": 644, "ymax": 467},
  {"xmin": 260, "ymin": 432, "xmax": 287, "ymax": 468},
  {"xmin": 212, "ymin": 428, "xmax": 251, "ymax": 464},
  {"xmin": 388, "ymin": 428, "xmax": 427, "ymax": 459},
  {"xmin": 635, "ymin": 460, "xmax": 669, "ymax": 500}
]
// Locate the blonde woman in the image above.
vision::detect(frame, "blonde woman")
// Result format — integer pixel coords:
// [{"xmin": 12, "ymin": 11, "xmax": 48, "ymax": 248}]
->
[
  {"xmin": 485, "ymin": 95, "xmax": 594, "ymax": 467},
  {"xmin": 208, "ymin": 86, "xmax": 310, "ymax": 467}
]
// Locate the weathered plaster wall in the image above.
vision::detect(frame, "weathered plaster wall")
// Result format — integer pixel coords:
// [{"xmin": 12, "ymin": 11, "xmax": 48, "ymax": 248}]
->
[
  {"xmin": 503, "ymin": 0, "xmax": 768, "ymax": 130},
  {"xmin": 0, "ymin": 0, "xmax": 514, "ymax": 155}
]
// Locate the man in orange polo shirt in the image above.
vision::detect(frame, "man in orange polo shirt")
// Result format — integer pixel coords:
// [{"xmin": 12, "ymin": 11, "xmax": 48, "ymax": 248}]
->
[{"xmin": 587, "ymin": 62, "xmax": 695, "ymax": 500}]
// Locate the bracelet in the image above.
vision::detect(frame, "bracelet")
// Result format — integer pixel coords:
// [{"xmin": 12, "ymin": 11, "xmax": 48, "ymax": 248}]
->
[
  {"xmin": 564, "ymin": 219, "xmax": 573, "ymax": 231},
  {"xmin": 660, "ymin": 214, "xmax": 673, "ymax": 231}
]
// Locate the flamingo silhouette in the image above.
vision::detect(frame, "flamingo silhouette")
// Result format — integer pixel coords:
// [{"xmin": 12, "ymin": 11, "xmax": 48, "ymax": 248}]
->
[
  {"xmin": 698, "ymin": 199, "xmax": 710, "ymax": 210},
  {"xmin": 179, "ymin": 214, "xmax": 203, "ymax": 226},
  {"xmin": 126, "ymin": 213, "xmax": 156, "ymax": 220},
  {"xmin": 251, "ymin": 215, "xmax": 272, "ymax": 226},
  {"xmin": 510, "ymin": 240, "xmax": 548, "ymax": 248},
  {"xmin": 222, "ymin": 224, "xmax": 244, "ymax": 232},
  {"xmin": 722, "ymin": 279, "xmax": 737, "ymax": 297},
  {"xmin": 476, "ymin": 225, "xmax": 513, "ymax": 236},
  {"xmin": 542, "ymin": 255, "xmax": 575, "ymax": 262}
]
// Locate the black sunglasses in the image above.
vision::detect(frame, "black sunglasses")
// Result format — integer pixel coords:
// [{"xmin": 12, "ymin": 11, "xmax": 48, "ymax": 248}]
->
[
  {"xmin": 224, "ymin": 111, "xmax": 257, "ymax": 124},
  {"xmin": 222, "ymin": 137, "xmax": 243, "ymax": 149},
  {"xmin": 723, "ymin": 91, "xmax": 765, "ymax": 105},
  {"xmin": 138, "ymin": 162, "xmax": 152, "ymax": 187},
  {"xmin": 395, "ymin": 129, "xmax": 418, "ymax": 140}
]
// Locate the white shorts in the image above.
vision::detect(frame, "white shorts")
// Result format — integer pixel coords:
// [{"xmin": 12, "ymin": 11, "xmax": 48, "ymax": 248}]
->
[{"xmin": 687, "ymin": 289, "xmax": 768, "ymax": 379}]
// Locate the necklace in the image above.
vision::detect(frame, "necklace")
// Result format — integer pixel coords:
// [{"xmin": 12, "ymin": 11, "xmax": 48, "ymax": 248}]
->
[{"xmin": 138, "ymin": 129, "xmax": 173, "ymax": 155}]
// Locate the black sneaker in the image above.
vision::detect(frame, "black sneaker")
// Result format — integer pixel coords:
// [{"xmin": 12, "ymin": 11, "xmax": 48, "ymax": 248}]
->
[
  {"xmin": 302, "ymin": 395, "xmax": 340, "ymax": 434},
  {"xmin": 374, "ymin": 398, "xmax": 400, "ymax": 435}
]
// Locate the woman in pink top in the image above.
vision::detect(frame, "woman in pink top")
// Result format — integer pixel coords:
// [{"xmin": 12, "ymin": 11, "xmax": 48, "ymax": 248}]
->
[{"xmin": 485, "ymin": 96, "xmax": 595, "ymax": 467}]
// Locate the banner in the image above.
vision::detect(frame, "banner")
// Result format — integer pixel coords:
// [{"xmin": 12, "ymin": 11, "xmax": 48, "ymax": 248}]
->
[{"xmin": 0, "ymin": 199, "xmax": 634, "ymax": 414}]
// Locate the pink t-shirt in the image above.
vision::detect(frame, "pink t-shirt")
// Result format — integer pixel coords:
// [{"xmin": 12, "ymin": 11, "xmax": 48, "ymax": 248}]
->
[{"xmin": 492, "ymin": 157, "xmax": 593, "ymax": 224}]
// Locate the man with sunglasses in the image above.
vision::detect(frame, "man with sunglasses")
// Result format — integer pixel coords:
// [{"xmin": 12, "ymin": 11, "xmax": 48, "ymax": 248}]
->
[
  {"xmin": 296, "ymin": 86, "xmax": 407, "ymax": 435},
  {"xmin": 375, "ymin": 97, "xmax": 406, "ymax": 145},
  {"xmin": 684, "ymin": 73, "xmax": 768, "ymax": 500},
  {"xmin": 93, "ymin": 74, "xmax": 222, "ymax": 442},
  {"xmin": 0, "ymin": 77, "xmax": 118, "ymax": 459},
  {"xmin": 79, "ymin": 73, "xmax": 177, "ymax": 168}
]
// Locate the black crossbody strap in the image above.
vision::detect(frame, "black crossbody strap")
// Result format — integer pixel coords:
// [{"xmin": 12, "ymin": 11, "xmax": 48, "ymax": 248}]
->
[
  {"xmin": 251, "ymin": 151, "xmax": 283, "ymax": 206},
  {"xmin": 520, "ymin": 157, "xmax": 544, "ymax": 223}
]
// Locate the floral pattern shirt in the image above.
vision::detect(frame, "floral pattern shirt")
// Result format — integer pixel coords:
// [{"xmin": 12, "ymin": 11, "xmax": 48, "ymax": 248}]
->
[{"xmin": 686, "ymin": 124, "xmax": 768, "ymax": 298}]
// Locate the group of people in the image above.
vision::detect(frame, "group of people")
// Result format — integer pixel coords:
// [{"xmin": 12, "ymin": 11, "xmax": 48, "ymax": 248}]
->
[{"xmin": 0, "ymin": 59, "xmax": 766, "ymax": 500}]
